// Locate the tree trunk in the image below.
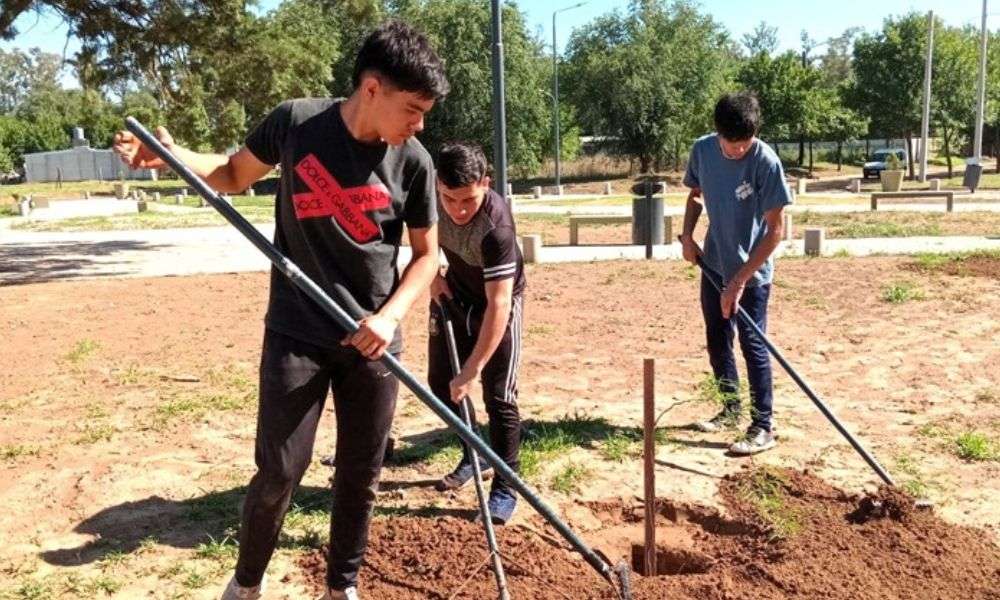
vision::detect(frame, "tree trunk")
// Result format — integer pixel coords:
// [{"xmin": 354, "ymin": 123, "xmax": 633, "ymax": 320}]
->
[
  {"xmin": 865, "ymin": 137, "xmax": 870, "ymax": 158},
  {"xmin": 906, "ymin": 133, "xmax": 915, "ymax": 180},
  {"xmin": 673, "ymin": 140, "xmax": 680, "ymax": 172},
  {"xmin": 640, "ymin": 155, "xmax": 651, "ymax": 173},
  {"xmin": 996, "ymin": 107, "xmax": 1000, "ymax": 173},
  {"xmin": 808, "ymin": 141, "xmax": 814, "ymax": 176},
  {"xmin": 943, "ymin": 122, "xmax": 953, "ymax": 179},
  {"xmin": 837, "ymin": 142, "xmax": 843, "ymax": 171},
  {"xmin": 798, "ymin": 135, "xmax": 805, "ymax": 165}
]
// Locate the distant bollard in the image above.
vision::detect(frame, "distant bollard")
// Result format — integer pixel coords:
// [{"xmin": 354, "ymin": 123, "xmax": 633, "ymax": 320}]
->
[
  {"xmin": 175, "ymin": 193, "xmax": 184, "ymax": 205},
  {"xmin": 603, "ymin": 182, "xmax": 613, "ymax": 195},
  {"xmin": 849, "ymin": 178, "xmax": 861, "ymax": 193},
  {"xmin": 804, "ymin": 228, "xmax": 825, "ymax": 256},
  {"xmin": 783, "ymin": 213, "xmax": 793, "ymax": 241},
  {"xmin": 532, "ymin": 186, "xmax": 542, "ymax": 199},
  {"xmin": 521, "ymin": 234, "xmax": 543, "ymax": 264},
  {"xmin": 153, "ymin": 192, "xmax": 161, "ymax": 203}
]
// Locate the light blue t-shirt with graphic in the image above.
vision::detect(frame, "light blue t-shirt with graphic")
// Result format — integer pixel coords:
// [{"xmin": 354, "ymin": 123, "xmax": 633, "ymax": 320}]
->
[{"xmin": 683, "ymin": 134, "xmax": 793, "ymax": 287}]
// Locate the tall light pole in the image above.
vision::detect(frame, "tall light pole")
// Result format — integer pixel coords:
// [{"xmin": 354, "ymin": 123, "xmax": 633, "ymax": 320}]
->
[
  {"xmin": 491, "ymin": 0, "xmax": 508, "ymax": 201},
  {"xmin": 919, "ymin": 11, "xmax": 934, "ymax": 182},
  {"xmin": 974, "ymin": 0, "xmax": 989, "ymax": 162},
  {"xmin": 552, "ymin": 2, "xmax": 586, "ymax": 190}
]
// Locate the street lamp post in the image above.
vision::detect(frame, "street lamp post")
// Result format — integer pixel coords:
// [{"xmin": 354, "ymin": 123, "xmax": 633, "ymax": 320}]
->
[{"xmin": 553, "ymin": 2, "xmax": 586, "ymax": 191}]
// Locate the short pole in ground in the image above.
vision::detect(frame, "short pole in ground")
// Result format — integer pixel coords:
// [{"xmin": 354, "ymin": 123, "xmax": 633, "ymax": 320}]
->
[
  {"xmin": 643, "ymin": 358, "xmax": 656, "ymax": 577},
  {"xmin": 521, "ymin": 234, "xmax": 542, "ymax": 264},
  {"xmin": 783, "ymin": 213, "xmax": 793, "ymax": 241},
  {"xmin": 804, "ymin": 228, "xmax": 825, "ymax": 256}
]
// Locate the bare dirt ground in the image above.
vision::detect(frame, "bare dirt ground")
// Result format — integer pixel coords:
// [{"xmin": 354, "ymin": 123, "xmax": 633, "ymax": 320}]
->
[{"xmin": 1, "ymin": 256, "xmax": 999, "ymax": 598}]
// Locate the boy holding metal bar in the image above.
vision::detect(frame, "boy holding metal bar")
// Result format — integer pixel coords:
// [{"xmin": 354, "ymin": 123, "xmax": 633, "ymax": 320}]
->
[
  {"xmin": 679, "ymin": 92, "xmax": 792, "ymax": 456},
  {"xmin": 428, "ymin": 142, "xmax": 525, "ymax": 524},
  {"xmin": 113, "ymin": 21, "xmax": 447, "ymax": 600}
]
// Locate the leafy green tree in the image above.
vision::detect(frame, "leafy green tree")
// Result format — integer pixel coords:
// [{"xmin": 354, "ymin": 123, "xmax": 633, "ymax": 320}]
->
[{"xmin": 0, "ymin": 47, "xmax": 62, "ymax": 113}]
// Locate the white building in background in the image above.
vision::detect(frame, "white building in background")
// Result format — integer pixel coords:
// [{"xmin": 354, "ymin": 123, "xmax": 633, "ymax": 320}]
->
[{"xmin": 23, "ymin": 128, "xmax": 157, "ymax": 183}]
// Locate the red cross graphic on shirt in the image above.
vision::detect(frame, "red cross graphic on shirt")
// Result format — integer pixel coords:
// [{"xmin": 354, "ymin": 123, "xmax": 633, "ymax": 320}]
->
[{"xmin": 292, "ymin": 154, "xmax": 391, "ymax": 243}]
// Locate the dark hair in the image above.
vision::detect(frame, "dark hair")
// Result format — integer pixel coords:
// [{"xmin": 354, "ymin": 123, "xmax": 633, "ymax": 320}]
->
[
  {"xmin": 352, "ymin": 20, "xmax": 450, "ymax": 100},
  {"xmin": 713, "ymin": 92, "xmax": 760, "ymax": 140},
  {"xmin": 437, "ymin": 142, "xmax": 488, "ymax": 188}
]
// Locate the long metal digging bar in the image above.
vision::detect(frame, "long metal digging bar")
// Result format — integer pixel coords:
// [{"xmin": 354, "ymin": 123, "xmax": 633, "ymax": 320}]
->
[
  {"xmin": 124, "ymin": 117, "xmax": 629, "ymax": 597},
  {"xmin": 693, "ymin": 254, "xmax": 895, "ymax": 487},
  {"xmin": 436, "ymin": 299, "xmax": 511, "ymax": 600}
]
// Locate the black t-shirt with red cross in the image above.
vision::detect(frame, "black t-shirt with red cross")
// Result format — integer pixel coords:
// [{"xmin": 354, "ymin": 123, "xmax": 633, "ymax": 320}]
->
[
  {"xmin": 438, "ymin": 189, "xmax": 525, "ymax": 311},
  {"xmin": 246, "ymin": 98, "xmax": 437, "ymax": 352}
]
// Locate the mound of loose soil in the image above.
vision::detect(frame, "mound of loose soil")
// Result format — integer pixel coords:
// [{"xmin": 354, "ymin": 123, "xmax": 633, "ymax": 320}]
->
[{"xmin": 296, "ymin": 471, "xmax": 1000, "ymax": 599}]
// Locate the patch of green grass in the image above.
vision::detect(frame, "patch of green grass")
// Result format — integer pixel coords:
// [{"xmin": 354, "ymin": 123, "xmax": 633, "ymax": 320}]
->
[
  {"xmin": 696, "ymin": 373, "xmax": 747, "ymax": 418},
  {"xmin": 195, "ymin": 535, "xmax": 239, "ymax": 563},
  {"xmin": 910, "ymin": 249, "xmax": 1000, "ymax": 275},
  {"xmin": 839, "ymin": 221, "xmax": 942, "ymax": 238},
  {"xmin": 525, "ymin": 323, "xmax": 556, "ymax": 336},
  {"xmin": 895, "ymin": 455, "xmax": 935, "ymax": 498},
  {"xmin": 1, "ymin": 578, "xmax": 53, "ymax": 600},
  {"xmin": 87, "ymin": 574, "xmax": 124, "ymax": 595},
  {"xmin": 954, "ymin": 432, "xmax": 999, "ymax": 461},
  {"xmin": 181, "ymin": 566, "xmax": 211, "ymax": 589},
  {"xmin": 881, "ymin": 281, "xmax": 925, "ymax": 304},
  {"xmin": 831, "ymin": 248, "xmax": 852, "ymax": 258},
  {"xmin": 738, "ymin": 467, "xmax": 803, "ymax": 541},
  {"xmin": 550, "ymin": 463, "xmax": 593, "ymax": 495},
  {"xmin": 916, "ymin": 422, "xmax": 949, "ymax": 439},
  {"xmin": 1, "ymin": 445, "xmax": 40, "ymax": 462},
  {"xmin": 64, "ymin": 339, "xmax": 100, "ymax": 363},
  {"xmin": 185, "ymin": 492, "xmax": 242, "ymax": 525},
  {"xmin": 153, "ymin": 391, "xmax": 249, "ymax": 427},
  {"xmin": 599, "ymin": 431, "xmax": 642, "ymax": 462},
  {"xmin": 392, "ymin": 435, "xmax": 464, "ymax": 467},
  {"xmin": 73, "ymin": 422, "xmax": 115, "ymax": 445}
]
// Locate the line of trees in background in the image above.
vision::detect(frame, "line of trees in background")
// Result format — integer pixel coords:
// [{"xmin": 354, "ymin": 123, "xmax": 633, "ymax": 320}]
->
[{"xmin": 2, "ymin": 0, "xmax": 1000, "ymax": 180}]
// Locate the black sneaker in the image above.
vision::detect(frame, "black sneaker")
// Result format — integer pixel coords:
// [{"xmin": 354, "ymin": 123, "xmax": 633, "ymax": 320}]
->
[
  {"xmin": 435, "ymin": 459, "xmax": 493, "ymax": 492},
  {"xmin": 693, "ymin": 409, "xmax": 739, "ymax": 433},
  {"xmin": 729, "ymin": 425, "xmax": 776, "ymax": 455}
]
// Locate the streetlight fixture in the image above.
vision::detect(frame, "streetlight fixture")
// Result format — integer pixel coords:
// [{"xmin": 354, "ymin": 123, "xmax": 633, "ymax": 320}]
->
[{"xmin": 553, "ymin": 1, "xmax": 586, "ymax": 191}]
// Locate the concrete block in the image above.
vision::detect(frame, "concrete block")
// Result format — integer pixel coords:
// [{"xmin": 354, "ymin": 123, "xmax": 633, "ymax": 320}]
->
[
  {"xmin": 506, "ymin": 183, "xmax": 513, "ymax": 197},
  {"xmin": 198, "ymin": 197, "xmax": 206, "ymax": 208},
  {"xmin": 929, "ymin": 178, "xmax": 941, "ymax": 191},
  {"xmin": 555, "ymin": 185, "xmax": 565, "ymax": 196},
  {"xmin": 804, "ymin": 228, "xmax": 825, "ymax": 256},
  {"xmin": 532, "ymin": 186, "xmax": 542, "ymax": 199},
  {"xmin": 604, "ymin": 182, "xmax": 613, "ymax": 195},
  {"xmin": 521, "ymin": 234, "xmax": 542, "ymax": 264},
  {"xmin": 136, "ymin": 200, "xmax": 148, "ymax": 213},
  {"xmin": 153, "ymin": 192, "xmax": 161, "ymax": 203},
  {"xmin": 248, "ymin": 188, "xmax": 256, "ymax": 197},
  {"xmin": 83, "ymin": 191, "xmax": 91, "ymax": 200},
  {"xmin": 849, "ymin": 178, "xmax": 861, "ymax": 193},
  {"xmin": 114, "ymin": 183, "xmax": 129, "ymax": 199},
  {"xmin": 175, "ymin": 193, "xmax": 183, "ymax": 205},
  {"xmin": 17, "ymin": 198, "xmax": 31, "ymax": 216},
  {"xmin": 182, "ymin": 188, "xmax": 189, "ymax": 197},
  {"xmin": 783, "ymin": 213, "xmax": 793, "ymax": 241},
  {"xmin": 796, "ymin": 178, "xmax": 808, "ymax": 195}
]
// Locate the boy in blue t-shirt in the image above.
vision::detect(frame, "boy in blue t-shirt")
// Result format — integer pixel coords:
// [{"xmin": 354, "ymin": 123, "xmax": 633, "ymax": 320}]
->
[{"xmin": 680, "ymin": 92, "xmax": 792, "ymax": 455}]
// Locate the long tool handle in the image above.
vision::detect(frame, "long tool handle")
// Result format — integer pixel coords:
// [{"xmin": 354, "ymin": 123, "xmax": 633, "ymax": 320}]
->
[
  {"xmin": 695, "ymin": 256, "xmax": 895, "ymax": 486},
  {"xmin": 437, "ymin": 300, "xmax": 511, "ymax": 600},
  {"xmin": 123, "ymin": 117, "xmax": 618, "ymax": 587}
]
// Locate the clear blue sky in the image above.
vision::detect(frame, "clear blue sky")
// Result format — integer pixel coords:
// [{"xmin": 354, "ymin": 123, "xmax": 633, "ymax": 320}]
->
[{"xmin": 2, "ymin": 0, "xmax": 995, "ymax": 86}]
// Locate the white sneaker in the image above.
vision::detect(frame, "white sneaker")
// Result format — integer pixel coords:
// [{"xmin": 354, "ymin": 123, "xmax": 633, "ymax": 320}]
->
[
  {"xmin": 320, "ymin": 586, "xmax": 359, "ymax": 600},
  {"xmin": 221, "ymin": 575, "xmax": 266, "ymax": 600}
]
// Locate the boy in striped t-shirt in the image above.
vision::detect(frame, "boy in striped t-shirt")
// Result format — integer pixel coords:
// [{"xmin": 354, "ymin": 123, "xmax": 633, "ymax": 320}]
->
[{"xmin": 428, "ymin": 142, "xmax": 525, "ymax": 524}]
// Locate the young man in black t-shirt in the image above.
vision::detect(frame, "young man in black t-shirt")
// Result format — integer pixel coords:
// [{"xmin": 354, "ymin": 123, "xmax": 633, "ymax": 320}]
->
[
  {"xmin": 428, "ymin": 142, "xmax": 525, "ymax": 524},
  {"xmin": 113, "ymin": 21, "xmax": 448, "ymax": 600}
]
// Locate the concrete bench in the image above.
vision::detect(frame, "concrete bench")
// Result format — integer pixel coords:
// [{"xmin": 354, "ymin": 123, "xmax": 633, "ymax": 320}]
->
[
  {"xmin": 870, "ymin": 190, "xmax": 954, "ymax": 212},
  {"xmin": 569, "ymin": 215, "xmax": 672, "ymax": 246}
]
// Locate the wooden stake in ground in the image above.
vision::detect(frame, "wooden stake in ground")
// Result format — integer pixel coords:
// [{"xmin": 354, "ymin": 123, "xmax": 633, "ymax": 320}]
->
[{"xmin": 643, "ymin": 358, "xmax": 656, "ymax": 576}]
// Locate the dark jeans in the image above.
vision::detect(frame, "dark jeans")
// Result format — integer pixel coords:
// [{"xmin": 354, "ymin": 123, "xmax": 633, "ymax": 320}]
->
[
  {"xmin": 700, "ymin": 275, "xmax": 774, "ymax": 431},
  {"xmin": 427, "ymin": 297, "xmax": 523, "ymax": 495},
  {"xmin": 234, "ymin": 328, "xmax": 398, "ymax": 591}
]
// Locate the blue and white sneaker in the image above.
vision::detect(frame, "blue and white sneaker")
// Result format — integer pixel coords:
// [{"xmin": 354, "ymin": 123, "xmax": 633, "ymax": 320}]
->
[{"xmin": 485, "ymin": 488, "xmax": 517, "ymax": 525}]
